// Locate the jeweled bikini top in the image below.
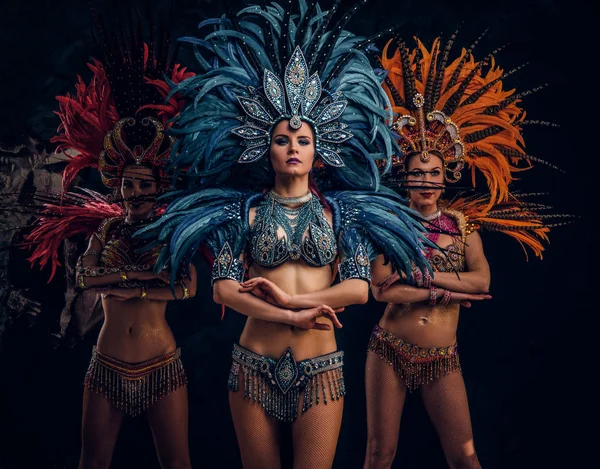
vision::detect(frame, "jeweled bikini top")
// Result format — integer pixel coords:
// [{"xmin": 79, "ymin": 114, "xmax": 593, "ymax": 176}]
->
[
  {"xmin": 97, "ymin": 217, "xmax": 161, "ymax": 270},
  {"xmin": 423, "ymin": 210, "xmax": 466, "ymax": 273},
  {"xmin": 249, "ymin": 192, "xmax": 337, "ymax": 268}
]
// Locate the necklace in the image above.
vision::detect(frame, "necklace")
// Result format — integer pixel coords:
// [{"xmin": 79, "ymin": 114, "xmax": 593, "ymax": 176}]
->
[
  {"xmin": 269, "ymin": 196, "xmax": 314, "ymax": 260},
  {"xmin": 422, "ymin": 210, "xmax": 441, "ymax": 221},
  {"xmin": 267, "ymin": 189, "xmax": 313, "ymax": 206}
]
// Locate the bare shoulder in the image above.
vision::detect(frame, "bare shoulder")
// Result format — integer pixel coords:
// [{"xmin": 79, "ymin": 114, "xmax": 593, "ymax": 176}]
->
[{"xmin": 466, "ymin": 229, "xmax": 483, "ymax": 249}]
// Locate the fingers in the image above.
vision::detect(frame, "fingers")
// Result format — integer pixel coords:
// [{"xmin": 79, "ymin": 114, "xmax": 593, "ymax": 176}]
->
[
  {"xmin": 313, "ymin": 305, "xmax": 343, "ymax": 328},
  {"xmin": 240, "ymin": 277, "xmax": 266, "ymax": 286},
  {"xmin": 460, "ymin": 301, "xmax": 472, "ymax": 308},
  {"xmin": 316, "ymin": 304, "xmax": 336, "ymax": 315},
  {"xmin": 323, "ymin": 312, "xmax": 343, "ymax": 329},
  {"xmin": 467, "ymin": 294, "xmax": 492, "ymax": 300},
  {"xmin": 311, "ymin": 322, "xmax": 332, "ymax": 331}
]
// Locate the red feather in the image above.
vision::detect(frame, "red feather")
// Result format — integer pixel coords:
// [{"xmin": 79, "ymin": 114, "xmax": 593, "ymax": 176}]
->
[
  {"xmin": 140, "ymin": 63, "xmax": 195, "ymax": 125},
  {"xmin": 23, "ymin": 190, "xmax": 124, "ymax": 281},
  {"xmin": 51, "ymin": 60, "xmax": 120, "ymax": 191}
]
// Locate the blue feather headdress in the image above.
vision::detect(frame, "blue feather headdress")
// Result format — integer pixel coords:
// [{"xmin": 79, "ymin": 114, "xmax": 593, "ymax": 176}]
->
[{"xmin": 168, "ymin": 0, "xmax": 398, "ymax": 191}]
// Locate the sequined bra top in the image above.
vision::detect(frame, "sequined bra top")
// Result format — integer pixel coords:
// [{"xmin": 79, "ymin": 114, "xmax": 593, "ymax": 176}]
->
[
  {"xmin": 424, "ymin": 210, "xmax": 467, "ymax": 273},
  {"xmin": 97, "ymin": 217, "xmax": 162, "ymax": 270},
  {"xmin": 249, "ymin": 194, "xmax": 337, "ymax": 268}
]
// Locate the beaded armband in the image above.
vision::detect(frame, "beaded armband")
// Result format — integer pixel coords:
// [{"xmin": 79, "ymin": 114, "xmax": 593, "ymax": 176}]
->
[
  {"xmin": 179, "ymin": 280, "xmax": 190, "ymax": 300},
  {"xmin": 338, "ymin": 244, "xmax": 371, "ymax": 282},
  {"xmin": 76, "ymin": 257, "xmax": 152, "ymax": 278},
  {"xmin": 211, "ymin": 242, "xmax": 245, "ymax": 285}
]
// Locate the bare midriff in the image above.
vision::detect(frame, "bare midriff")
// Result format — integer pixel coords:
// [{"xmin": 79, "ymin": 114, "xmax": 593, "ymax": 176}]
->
[
  {"xmin": 97, "ymin": 297, "xmax": 176, "ymax": 363},
  {"xmin": 379, "ymin": 301, "xmax": 460, "ymax": 348},
  {"xmin": 240, "ymin": 260, "xmax": 337, "ymax": 361}
]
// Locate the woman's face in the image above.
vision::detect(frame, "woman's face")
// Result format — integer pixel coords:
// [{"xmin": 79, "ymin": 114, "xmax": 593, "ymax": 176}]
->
[
  {"xmin": 269, "ymin": 120, "xmax": 315, "ymax": 178},
  {"xmin": 405, "ymin": 153, "xmax": 445, "ymax": 209},
  {"xmin": 120, "ymin": 165, "xmax": 157, "ymax": 219}
]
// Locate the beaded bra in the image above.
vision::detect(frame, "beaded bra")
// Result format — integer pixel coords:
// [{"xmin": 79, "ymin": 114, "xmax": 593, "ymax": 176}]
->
[
  {"xmin": 423, "ymin": 210, "xmax": 466, "ymax": 273},
  {"xmin": 97, "ymin": 217, "xmax": 161, "ymax": 269},
  {"xmin": 249, "ymin": 193, "xmax": 337, "ymax": 268}
]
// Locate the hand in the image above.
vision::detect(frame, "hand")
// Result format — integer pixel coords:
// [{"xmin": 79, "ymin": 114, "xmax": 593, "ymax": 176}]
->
[
  {"xmin": 239, "ymin": 277, "xmax": 291, "ymax": 307},
  {"xmin": 293, "ymin": 305, "xmax": 344, "ymax": 331},
  {"xmin": 95, "ymin": 287, "xmax": 142, "ymax": 301},
  {"xmin": 378, "ymin": 272, "xmax": 400, "ymax": 291},
  {"xmin": 447, "ymin": 291, "xmax": 492, "ymax": 308}
]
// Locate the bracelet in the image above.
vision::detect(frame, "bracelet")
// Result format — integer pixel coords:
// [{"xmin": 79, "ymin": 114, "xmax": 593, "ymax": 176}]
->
[
  {"xmin": 428, "ymin": 286, "xmax": 438, "ymax": 305},
  {"xmin": 423, "ymin": 270, "xmax": 432, "ymax": 288},
  {"xmin": 179, "ymin": 280, "xmax": 189, "ymax": 300},
  {"xmin": 440, "ymin": 289, "xmax": 452, "ymax": 305},
  {"xmin": 120, "ymin": 271, "xmax": 129, "ymax": 282},
  {"xmin": 412, "ymin": 266, "xmax": 424, "ymax": 287},
  {"xmin": 140, "ymin": 285, "xmax": 147, "ymax": 300},
  {"xmin": 77, "ymin": 275, "xmax": 86, "ymax": 289},
  {"xmin": 77, "ymin": 264, "xmax": 152, "ymax": 277}
]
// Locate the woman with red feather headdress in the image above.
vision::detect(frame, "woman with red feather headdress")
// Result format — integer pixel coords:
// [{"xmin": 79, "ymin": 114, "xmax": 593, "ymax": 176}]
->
[{"xmin": 23, "ymin": 21, "xmax": 197, "ymax": 469}]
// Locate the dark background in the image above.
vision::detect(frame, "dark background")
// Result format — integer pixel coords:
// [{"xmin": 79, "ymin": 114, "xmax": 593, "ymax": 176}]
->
[{"xmin": 0, "ymin": 0, "xmax": 593, "ymax": 468}]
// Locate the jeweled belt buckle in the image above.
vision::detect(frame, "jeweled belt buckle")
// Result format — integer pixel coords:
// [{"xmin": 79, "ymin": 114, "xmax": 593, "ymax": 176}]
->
[{"xmin": 275, "ymin": 347, "xmax": 299, "ymax": 394}]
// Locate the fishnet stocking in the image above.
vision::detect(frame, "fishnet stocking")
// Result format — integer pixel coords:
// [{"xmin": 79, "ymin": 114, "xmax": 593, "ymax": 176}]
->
[
  {"xmin": 229, "ymin": 370, "xmax": 282, "ymax": 469},
  {"xmin": 229, "ymin": 367, "xmax": 344, "ymax": 469},
  {"xmin": 421, "ymin": 371, "xmax": 481, "ymax": 469},
  {"xmin": 291, "ymin": 385, "xmax": 344, "ymax": 469},
  {"xmin": 363, "ymin": 350, "xmax": 407, "ymax": 469}
]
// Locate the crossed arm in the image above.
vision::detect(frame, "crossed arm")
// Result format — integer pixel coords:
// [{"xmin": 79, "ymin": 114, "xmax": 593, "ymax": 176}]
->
[
  {"xmin": 76, "ymin": 234, "xmax": 197, "ymax": 300},
  {"xmin": 370, "ymin": 231, "xmax": 491, "ymax": 305}
]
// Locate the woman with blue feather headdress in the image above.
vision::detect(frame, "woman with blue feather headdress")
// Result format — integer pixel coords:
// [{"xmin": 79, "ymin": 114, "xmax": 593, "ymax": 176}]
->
[{"xmin": 137, "ymin": 1, "xmax": 434, "ymax": 466}]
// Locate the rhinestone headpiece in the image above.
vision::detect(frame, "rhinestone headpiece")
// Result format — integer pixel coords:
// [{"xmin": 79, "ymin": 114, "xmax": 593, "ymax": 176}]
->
[
  {"xmin": 98, "ymin": 117, "xmax": 173, "ymax": 188},
  {"xmin": 232, "ymin": 47, "xmax": 353, "ymax": 168},
  {"xmin": 391, "ymin": 93, "xmax": 465, "ymax": 183}
]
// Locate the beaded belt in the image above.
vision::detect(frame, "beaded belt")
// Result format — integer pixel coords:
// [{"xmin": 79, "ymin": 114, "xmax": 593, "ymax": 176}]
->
[
  {"xmin": 84, "ymin": 346, "xmax": 187, "ymax": 416},
  {"xmin": 368, "ymin": 325, "xmax": 461, "ymax": 392},
  {"xmin": 228, "ymin": 344, "xmax": 345, "ymax": 422}
]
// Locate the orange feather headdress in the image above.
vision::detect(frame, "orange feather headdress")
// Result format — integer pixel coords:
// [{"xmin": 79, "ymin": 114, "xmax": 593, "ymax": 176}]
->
[{"xmin": 381, "ymin": 35, "xmax": 543, "ymax": 208}]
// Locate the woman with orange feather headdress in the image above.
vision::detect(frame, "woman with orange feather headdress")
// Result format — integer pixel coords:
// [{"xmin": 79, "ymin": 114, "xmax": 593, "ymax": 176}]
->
[{"xmin": 364, "ymin": 33, "xmax": 570, "ymax": 469}]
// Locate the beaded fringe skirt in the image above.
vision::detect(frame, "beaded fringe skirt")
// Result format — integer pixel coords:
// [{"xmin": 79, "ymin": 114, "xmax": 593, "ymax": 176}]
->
[
  {"xmin": 228, "ymin": 344, "xmax": 345, "ymax": 423},
  {"xmin": 84, "ymin": 346, "xmax": 187, "ymax": 416},
  {"xmin": 368, "ymin": 325, "xmax": 461, "ymax": 392}
]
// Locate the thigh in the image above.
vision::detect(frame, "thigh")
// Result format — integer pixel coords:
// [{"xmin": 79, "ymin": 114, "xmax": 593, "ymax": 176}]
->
[
  {"xmin": 364, "ymin": 350, "xmax": 407, "ymax": 459},
  {"xmin": 79, "ymin": 388, "xmax": 124, "ymax": 469},
  {"xmin": 229, "ymin": 370, "xmax": 282, "ymax": 469},
  {"xmin": 420, "ymin": 371, "xmax": 477, "ymax": 461},
  {"xmin": 146, "ymin": 386, "xmax": 191, "ymax": 469},
  {"xmin": 291, "ymin": 379, "xmax": 344, "ymax": 469}
]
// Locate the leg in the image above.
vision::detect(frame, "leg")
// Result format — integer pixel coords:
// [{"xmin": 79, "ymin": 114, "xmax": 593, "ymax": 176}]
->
[
  {"xmin": 79, "ymin": 388, "xmax": 124, "ymax": 469},
  {"xmin": 146, "ymin": 386, "xmax": 191, "ymax": 469},
  {"xmin": 229, "ymin": 370, "xmax": 282, "ymax": 469},
  {"xmin": 291, "ymin": 377, "xmax": 344, "ymax": 469},
  {"xmin": 421, "ymin": 371, "xmax": 481, "ymax": 469},
  {"xmin": 363, "ymin": 351, "xmax": 407, "ymax": 469}
]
